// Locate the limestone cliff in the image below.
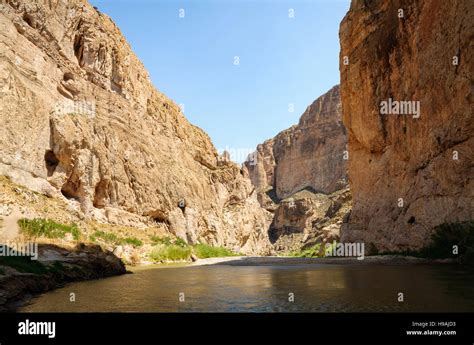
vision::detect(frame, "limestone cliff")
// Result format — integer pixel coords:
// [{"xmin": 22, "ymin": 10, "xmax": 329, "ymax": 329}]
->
[
  {"xmin": 245, "ymin": 138, "xmax": 276, "ymax": 193},
  {"xmin": 246, "ymin": 85, "xmax": 347, "ymax": 200},
  {"xmin": 339, "ymin": 0, "xmax": 473, "ymax": 252},
  {"xmin": 0, "ymin": 0, "xmax": 272, "ymax": 254},
  {"xmin": 244, "ymin": 86, "xmax": 350, "ymax": 252},
  {"xmin": 273, "ymin": 85, "xmax": 348, "ymax": 199}
]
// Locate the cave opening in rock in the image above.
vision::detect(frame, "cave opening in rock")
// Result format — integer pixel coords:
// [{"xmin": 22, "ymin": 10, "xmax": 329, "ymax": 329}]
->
[
  {"xmin": 61, "ymin": 179, "xmax": 81, "ymax": 201},
  {"xmin": 153, "ymin": 214, "xmax": 170, "ymax": 226},
  {"xmin": 63, "ymin": 72, "xmax": 74, "ymax": 82},
  {"xmin": 145, "ymin": 210, "xmax": 170, "ymax": 226},
  {"xmin": 44, "ymin": 150, "xmax": 59, "ymax": 177},
  {"xmin": 22, "ymin": 13, "xmax": 35, "ymax": 28},
  {"xmin": 60, "ymin": 187, "xmax": 77, "ymax": 200}
]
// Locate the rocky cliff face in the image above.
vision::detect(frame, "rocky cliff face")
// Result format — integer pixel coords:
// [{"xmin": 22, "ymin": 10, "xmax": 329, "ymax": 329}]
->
[
  {"xmin": 339, "ymin": 0, "xmax": 473, "ymax": 252},
  {"xmin": 0, "ymin": 0, "xmax": 272, "ymax": 254},
  {"xmin": 273, "ymin": 85, "xmax": 348, "ymax": 199},
  {"xmin": 245, "ymin": 85, "xmax": 348, "ymax": 199},
  {"xmin": 245, "ymin": 86, "xmax": 347, "ymax": 199},
  {"xmin": 244, "ymin": 86, "xmax": 350, "ymax": 252},
  {"xmin": 245, "ymin": 138, "xmax": 276, "ymax": 193}
]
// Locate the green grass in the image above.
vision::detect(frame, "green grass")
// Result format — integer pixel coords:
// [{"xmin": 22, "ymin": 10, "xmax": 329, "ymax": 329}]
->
[
  {"xmin": 92, "ymin": 230, "xmax": 118, "ymax": 243},
  {"xmin": 91, "ymin": 231, "xmax": 143, "ymax": 248},
  {"xmin": 18, "ymin": 218, "xmax": 80, "ymax": 240},
  {"xmin": 174, "ymin": 237, "xmax": 188, "ymax": 248},
  {"xmin": 287, "ymin": 242, "xmax": 339, "ymax": 258},
  {"xmin": 122, "ymin": 237, "xmax": 143, "ymax": 247},
  {"xmin": 149, "ymin": 244, "xmax": 192, "ymax": 261},
  {"xmin": 150, "ymin": 236, "xmax": 186, "ymax": 247},
  {"xmin": 193, "ymin": 243, "xmax": 238, "ymax": 258},
  {"xmin": 148, "ymin": 240, "xmax": 238, "ymax": 262},
  {"xmin": 150, "ymin": 235, "xmax": 172, "ymax": 246},
  {"xmin": 288, "ymin": 243, "xmax": 323, "ymax": 258},
  {"xmin": 0, "ymin": 267, "xmax": 5, "ymax": 275}
]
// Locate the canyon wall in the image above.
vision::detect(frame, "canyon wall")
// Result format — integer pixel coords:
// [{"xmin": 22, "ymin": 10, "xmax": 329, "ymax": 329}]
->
[
  {"xmin": 339, "ymin": 0, "xmax": 473, "ymax": 252},
  {"xmin": 245, "ymin": 85, "xmax": 348, "ymax": 200},
  {"xmin": 245, "ymin": 138, "xmax": 275, "ymax": 193},
  {"xmin": 0, "ymin": 0, "xmax": 272, "ymax": 254},
  {"xmin": 244, "ymin": 86, "xmax": 350, "ymax": 252},
  {"xmin": 273, "ymin": 85, "xmax": 348, "ymax": 199}
]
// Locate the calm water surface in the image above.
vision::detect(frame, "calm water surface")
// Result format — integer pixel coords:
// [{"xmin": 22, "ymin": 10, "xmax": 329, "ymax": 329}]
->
[{"xmin": 20, "ymin": 263, "xmax": 474, "ymax": 312}]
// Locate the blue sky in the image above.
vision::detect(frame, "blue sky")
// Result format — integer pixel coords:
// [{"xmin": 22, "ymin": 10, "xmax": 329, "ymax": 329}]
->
[{"xmin": 90, "ymin": 0, "xmax": 350, "ymax": 161}]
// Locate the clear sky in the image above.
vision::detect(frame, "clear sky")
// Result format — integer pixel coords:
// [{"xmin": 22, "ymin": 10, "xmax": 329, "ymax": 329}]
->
[{"xmin": 90, "ymin": 0, "xmax": 350, "ymax": 162}]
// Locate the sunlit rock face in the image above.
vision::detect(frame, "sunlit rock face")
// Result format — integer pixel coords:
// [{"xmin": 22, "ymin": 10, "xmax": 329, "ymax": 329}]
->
[
  {"xmin": 0, "ymin": 0, "xmax": 273, "ymax": 254},
  {"xmin": 339, "ymin": 0, "xmax": 473, "ymax": 252},
  {"xmin": 245, "ymin": 138, "xmax": 276, "ymax": 193},
  {"xmin": 273, "ymin": 85, "xmax": 347, "ymax": 200},
  {"xmin": 245, "ymin": 85, "xmax": 347, "ymax": 200},
  {"xmin": 244, "ymin": 86, "xmax": 349, "ymax": 252}
]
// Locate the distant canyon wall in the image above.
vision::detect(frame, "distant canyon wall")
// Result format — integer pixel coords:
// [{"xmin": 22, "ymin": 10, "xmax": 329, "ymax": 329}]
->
[
  {"xmin": 245, "ymin": 85, "xmax": 348, "ymax": 200},
  {"xmin": 0, "ymin": 0, "xmax": 272, "ymax": 254},
  {"xmin": 339, "ymin": 0, "xmax": 473, "ymax": 252},
  {"xmin": 244, "ymin": 86, "xmax": 350, "ymax": 252}
]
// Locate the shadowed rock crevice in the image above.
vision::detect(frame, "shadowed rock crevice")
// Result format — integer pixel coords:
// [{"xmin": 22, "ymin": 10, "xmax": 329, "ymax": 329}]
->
[
  {"xmin": 61, "ymin": 179, "xmax": 81, "ymax": 201},
  {"xmin": 44, "ymin": 150, "xmax": 59, "ymax": 177},
  {"xmin": 93, "ymin": 179, "xmax": 109, "ymax": 208}
]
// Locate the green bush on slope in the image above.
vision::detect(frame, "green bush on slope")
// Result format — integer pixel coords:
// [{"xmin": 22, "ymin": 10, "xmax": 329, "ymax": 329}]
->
[
  {"xmin": 420, "ymin": 222, "xmax": 474, "ymax": 264},
  {"xmin": 18, "ymin": 218, "xmax": 80, "ymax": 240},
  {"xmin": 148, "ymin": 238, "xmax": 238, "ymax": 262}
]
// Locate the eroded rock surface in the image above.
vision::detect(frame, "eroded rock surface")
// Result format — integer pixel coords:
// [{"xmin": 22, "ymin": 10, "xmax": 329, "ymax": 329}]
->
[
  {"xmin": 339, "ymin": 0, "xmax": 473, "ymax": 252},
  {"xmin": 245, "ymin": 85, "xmax": 347, "ymax": 201},
  {"xmin": 244, "ymin": 86, "xmax": 350, "ymax": 251},
  {"xmin": 269, "ymin": 188, "xmax": 351, "ymax": 253},
  {"xmin": 273, "ymin": 85, "xmax": 348, "ymax": 199},
  {"xmin": 0, "ymin": 0, "xmax": 272, "ymax": 254}
]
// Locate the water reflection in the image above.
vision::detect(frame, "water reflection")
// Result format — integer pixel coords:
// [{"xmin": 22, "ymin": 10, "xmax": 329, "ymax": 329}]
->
[{"xmin": 20, "ymin": 264, "xmax": 474, "ymax": 312}]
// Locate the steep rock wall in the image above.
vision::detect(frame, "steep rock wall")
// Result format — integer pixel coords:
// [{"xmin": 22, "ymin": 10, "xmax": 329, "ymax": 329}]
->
[
  {"xmin": 244, "ymin": 86, "xmax": 350, "ymax": 252},
  {"xmin": 273, "ymin": 85, "xmax": 347, "ymax": 199},
  {"xmin": 339, "ymin": 0, "xmax": 473, "ymax": 252},
  {"xmin": 0, "ymin": 0, "xmax": 272, "ymax": 254},
  {"xmin": 245, "ymin": 85, "xmax": 348, "ymax": 200}
]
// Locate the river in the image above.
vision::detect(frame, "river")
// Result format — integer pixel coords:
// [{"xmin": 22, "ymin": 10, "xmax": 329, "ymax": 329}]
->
[{"xmin": 20, "ymin": 261, "xmax": 474, "ymax": 312}]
